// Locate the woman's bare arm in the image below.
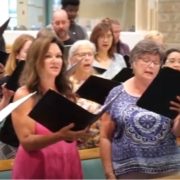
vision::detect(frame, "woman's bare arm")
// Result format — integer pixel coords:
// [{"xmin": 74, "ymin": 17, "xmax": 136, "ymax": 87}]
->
[
  {"xmin": 12, "ymin": 87, "xmax": 88, "ymax": 151},
  {"xmin": 100, "ymin": 113, "xmax": 116, "ymax": 179},
  {"xmin": 172, "ymin": 114, "xmax": 180, "ymax": 137}
]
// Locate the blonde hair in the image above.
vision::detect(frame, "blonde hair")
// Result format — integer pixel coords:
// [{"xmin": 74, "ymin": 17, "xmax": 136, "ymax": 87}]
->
[
  {"xmin": 144, "ymin": 30, "xmax": 164, "ymax": 45},
  {"xmin": 4, "ymin": 34, "xmax": 34, "ymax": 75}
]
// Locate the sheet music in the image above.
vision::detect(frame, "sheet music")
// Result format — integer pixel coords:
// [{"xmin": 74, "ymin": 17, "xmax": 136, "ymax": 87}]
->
[
  {"xmin": 65, "ymin": 59, "xmax": 83, "ymax": 76},
  {"xmin": 0, "ymin": 92, "xmax": 36, "ymax": 122}
]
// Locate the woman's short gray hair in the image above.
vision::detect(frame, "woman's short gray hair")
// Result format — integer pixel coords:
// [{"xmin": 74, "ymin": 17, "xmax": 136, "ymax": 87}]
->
[
  {"xmin": 130, "ymin": 39, "xmax": 165, "ymax": 64},
  {"xmin": 68, "ymin": 40, "xmax": 96, "ymax": 63}
]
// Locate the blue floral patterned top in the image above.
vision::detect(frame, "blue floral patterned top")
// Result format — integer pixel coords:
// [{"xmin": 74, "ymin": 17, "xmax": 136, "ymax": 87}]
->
[{"xmin": 105, "ymin": 84, "xmax": 180, "ymax": 176}]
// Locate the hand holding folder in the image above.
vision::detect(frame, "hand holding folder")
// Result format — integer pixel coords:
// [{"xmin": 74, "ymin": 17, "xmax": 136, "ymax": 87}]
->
[
  {"xmin": 29, "ymin": 89, "xmax": 121, "ymax": 132},
  {"xmin": 137, "ymin": 67, "xmax": 180, "ymax": 119}
]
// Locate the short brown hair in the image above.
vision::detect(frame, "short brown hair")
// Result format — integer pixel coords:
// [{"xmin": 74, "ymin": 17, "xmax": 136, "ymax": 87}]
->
[
  {"xmin": 4, "ymin": 34, "xmax": 35, "ymax": 75},
  {"xmin": 130, "ymin": 39, "xmax": 165, "ymax": 64},
  {"xmin": 90, "ymin": 21, "xmax": 116, "ymax": 58}
]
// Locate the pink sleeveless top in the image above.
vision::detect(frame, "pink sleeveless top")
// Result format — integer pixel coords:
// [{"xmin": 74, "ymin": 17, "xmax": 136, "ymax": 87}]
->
[{"xmin": 12, "ymin": 123, "xmax": 83, "ymax": 179}]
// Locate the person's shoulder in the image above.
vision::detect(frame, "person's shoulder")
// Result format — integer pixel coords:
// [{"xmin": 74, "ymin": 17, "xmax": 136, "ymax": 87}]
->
[
  {"xmin": 70, "ymin": 23, "xmax": 84, "ymax": 30},
  {"xmin": 45, "ymin": 24, "xmax": 52, "ymax": 29},
  {"xmin": 113, "ymin": 53, "xmax": 127, "ymax": 66},
  {"xmin": 64, "ymin": 38, "xmax": 75, "ymax": 46},
  {"xmin": 114, "ymin": 53, "xmax": 124, "ymax": 59},
  {"xmin": 105, "ymin": 84, "xmax": 123, "ymax": 104},
  {"xmin": 109, "ymin": 84, "xmax": 123, "ymax": 96},
  {"xmin": 114, "ymin": 83, "xmax": 123, "ymax": 91},
  {"xmin": 13, "ymin": 86, "xmax": 30, "ymax": 101},
  {"xmin": 70, "ymin": 23, "xmax": 87, "ymax": 37},
  {"xmin": 120, "ymin": 41, "xmax": 130, "ymax": 49}
]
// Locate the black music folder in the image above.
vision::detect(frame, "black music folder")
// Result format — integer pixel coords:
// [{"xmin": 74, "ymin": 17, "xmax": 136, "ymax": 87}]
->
[
  {"xmin": 0, "ymin": 18, "xmax": 10, "ymax": 36},
  {"xmin": 123, "ymin": 55, "xmax": 131, "ymax": 68},
  {"xmin": 76, "ymin": 75, "xmax": 120, "ymax": 105},
  {"xmin": 137, "ymin": 67, "xmax": 180, "ymax": 119},
  {"xmin": 5, "ymin": 61, "xmax": 25, "ymax": 91},
  {"xmin": 0, "ymin": 92, "xmax": 36, "ymax": 122},
  {"xmin": 93, "ymin": 66, "xmax": 106, "ymax": 74},
  {"xmin": 29, "ymin": 89, "xmax": 119, "ymax": 132},
  {"xmin": 0, "ymin": 51, "xmax": 9, "ymax": 66},
  {"xmin": 112, "ymin": 67, "xmax": 133, "ymax": 82}
]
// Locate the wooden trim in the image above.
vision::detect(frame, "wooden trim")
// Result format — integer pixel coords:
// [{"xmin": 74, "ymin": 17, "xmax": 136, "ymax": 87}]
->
[
  {"xmin": 79, "ymin": 147, "xmax": 100, "ymax": 160},
  {"xmin": 0, "ymin": 159, "xmax": 14, "ymax": 172},
  {"xmin": 0, "ymin": 148, "xmax": 100, "ymax": 172}
]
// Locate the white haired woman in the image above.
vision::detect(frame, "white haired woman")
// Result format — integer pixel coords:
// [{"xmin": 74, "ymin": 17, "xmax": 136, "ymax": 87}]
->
[{"xmin": 68, "ymin": 40, "xmax": 101, "ymax": 149}]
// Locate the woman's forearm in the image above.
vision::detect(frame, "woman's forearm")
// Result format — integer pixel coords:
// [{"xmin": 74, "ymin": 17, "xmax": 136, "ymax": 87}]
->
[
  {"xmin": 100, "ymin": 138, "xmax": 115, "ymax": 178},
  {"xmin": 172, "ymin": 114, "xmax": 180, "ymax": 137}
]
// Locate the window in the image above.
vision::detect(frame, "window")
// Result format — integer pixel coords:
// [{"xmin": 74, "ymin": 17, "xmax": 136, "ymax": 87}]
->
[{"xmin": 8, "ymin": 0, "xmax": 17, "ymax": 29}]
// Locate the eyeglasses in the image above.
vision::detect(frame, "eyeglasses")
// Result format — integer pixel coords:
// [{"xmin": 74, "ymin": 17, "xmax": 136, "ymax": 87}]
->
[
  {"xmin": 99, "ymin": 34, "xmax": 113, "ymax": 40},
  {"xmin": 139, "ymin": 57, "xmax": 161, "ymax": 66},
  {"xmin": 74, "ymin": 52, "xmax": 94, "ymax": 58},
  {"xmin": 166, "ymin": 58, "xmax": 180, "ymax": 65}
]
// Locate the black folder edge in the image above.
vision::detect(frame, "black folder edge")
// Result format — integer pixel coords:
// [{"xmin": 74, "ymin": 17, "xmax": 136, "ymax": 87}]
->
[
  {"xmin": 93, "ymin": 66, "xmax": 106, "ymax": 74},
  {"xmin": 5, "ymin": 61, "xmax": 25, "ymax": 91},
  {"xmin": 28, "ymin": 89, "xmax": 121, "ymax": 132},
  {"xmin": 0, "ymin": 18, "xmax": 10, "ymax": 36},
  {"xmin": 63, "ymin": 45, "xmax": 72, "ymax": 62},
  {"xmin": 65, "ymin": 58, "xmax": 83, "ymax": 76},
  {"xmin": 0, "ymin": 18, "xmax": 10, "ymax": 66},
  {"xmin": 0, "ymin": 51, "xmax": 9, "ymax": 66},
  {"xmin": 76, "ymin": 67, "xmax": 133, "ymax": 105},
  {"xmin": 123, "ymin": 55, "xmax": 131, "ymax": 68},
  {"xmin": 76, "ymin": 75, "xmax": 120, "ymax": 105},
  {"xmin": 0, "ymin": 92, "xmax": 36, "ymax": 122},
  {"xmin": 112, "ymin": 67, "xmax": 133, "ymax": 82},
  {"xmin": 76, "ymin": 68, "xmax": 134, "ymax": 104},
  {"xmin": 137, "ymin": 67, "xmax": 180, "ymax": 119}
]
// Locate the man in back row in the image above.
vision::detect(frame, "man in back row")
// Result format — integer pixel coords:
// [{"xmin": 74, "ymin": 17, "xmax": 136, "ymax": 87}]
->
[
  {"xmin": 44, "ymin": 0, "xmax": 87, "ymax": 45},
  {"xmin": 51, "ymin": 9, "xmax": 75, "ymax": 45},
  {"xmin": 61, "ymin": 0, "xmax": 88, "ymax": 41}
]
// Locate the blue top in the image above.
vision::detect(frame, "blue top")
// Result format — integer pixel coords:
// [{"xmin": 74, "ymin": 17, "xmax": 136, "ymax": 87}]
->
[{"xmin": 105, "ymin": 85, "xmax": 180, "ymax": 176}]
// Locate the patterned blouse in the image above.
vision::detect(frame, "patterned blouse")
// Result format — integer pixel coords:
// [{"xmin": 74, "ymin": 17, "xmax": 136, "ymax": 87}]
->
[{"xmin": 105, "ymin": 84, "xmax": 180, "ymax": 176}]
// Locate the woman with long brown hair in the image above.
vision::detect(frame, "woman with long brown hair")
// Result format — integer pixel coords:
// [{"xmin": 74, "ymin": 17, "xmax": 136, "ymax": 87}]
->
[{"xmin": 11, "ymin": 36, "xmax": 87, "ymax": 179}]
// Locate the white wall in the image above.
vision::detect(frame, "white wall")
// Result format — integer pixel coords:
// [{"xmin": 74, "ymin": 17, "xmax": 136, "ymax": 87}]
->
[
  {"xmin": 27, "ymin": 0, "xmax": 45, "ymax": 29},
  {"xmin": 4, "ymin": 30, "xmax": 37, "ymax": 45},
  {"xmin": 121, "ymin": 31, "xmax": 146, "ymax": 50},
  {"xmin": 17, "ymin": 0, "xmax": 45, "ymax": 29},
  {"xmin": 4, "ymin": 30, "xmax": 146, "ymax": 50},
  {"xmin": 0, "ymin": 1, "xmax": 9, "ymax": 26}
]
